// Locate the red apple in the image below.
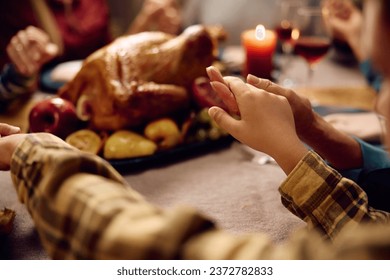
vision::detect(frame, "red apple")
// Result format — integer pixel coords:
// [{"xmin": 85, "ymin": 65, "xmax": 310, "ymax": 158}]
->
[
  {"xmin": 29, "ymin": 97, "xmax": 80, "ymax": 139},
  {"xmin": 192, "ymin": 77, "xmax": 229, "ymax": 111}
]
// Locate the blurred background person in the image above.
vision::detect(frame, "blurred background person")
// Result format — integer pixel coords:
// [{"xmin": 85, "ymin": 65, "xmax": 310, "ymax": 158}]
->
[
  {"xmin": 323, "ymin": 0, "xmax": 382, "ymax": 91},
  {"xmin": 0, "ymin": 0, "xmax": 181, "ymax": 110},
  {"xmin": 179, "ymin": 0, "xmax": 322, "ymax": 46},
  {"xmin": 321, "ymin": 0, "xmax": 384, "ymax": 148}
]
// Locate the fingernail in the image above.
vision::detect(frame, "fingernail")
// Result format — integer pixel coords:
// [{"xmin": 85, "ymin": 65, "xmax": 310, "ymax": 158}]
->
[
  {"xmin": 206, "ymin": 66, "xmax": 215, "ymax": 76},
  {"xmin": 208, "ymin": 106, "xmax": 218, "ymax": 117},
  {"xmin": 9, "ymin": 125, "xmax": 21, "ymax": 133},
  {"xmin": 247, "ymin": 74, "xmax": 259, "ymax": 84},
  {"xmin": 46, "ymin": 44, "xmax": 59, "ymax": 55},
  {"xmin": 209, "ymin": 81, "xmax": 218, "ymax": 89}
]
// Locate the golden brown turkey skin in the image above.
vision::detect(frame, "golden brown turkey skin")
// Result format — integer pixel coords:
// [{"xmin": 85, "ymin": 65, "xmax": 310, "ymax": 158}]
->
[{"xmin": 58, "ymin": 25, "xmax": 217, "ymax": 131}]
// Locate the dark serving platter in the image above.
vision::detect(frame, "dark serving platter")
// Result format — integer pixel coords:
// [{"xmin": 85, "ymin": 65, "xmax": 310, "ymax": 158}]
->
[{"xmin": 108, "ymin": 136, "xmax": 234, "ymax": 173}]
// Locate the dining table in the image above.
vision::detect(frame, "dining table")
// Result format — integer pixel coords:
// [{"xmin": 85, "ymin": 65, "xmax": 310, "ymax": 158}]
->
[{"xmin": 0, "ymin": 47, "xmax": 376, "ymax": 260}]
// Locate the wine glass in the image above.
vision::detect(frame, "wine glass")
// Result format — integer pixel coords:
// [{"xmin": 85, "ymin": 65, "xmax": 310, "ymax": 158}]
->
[
  {"xmin": 274, "ymin": 0, "xmax": 305, "ymax": 87},
  {"xmin": 294, "ymin": 6, "xmax": 332, "ymax": 85},
  {"xmin": 275, "ymin": 0, "xmax": 302, "ymax": 54}
]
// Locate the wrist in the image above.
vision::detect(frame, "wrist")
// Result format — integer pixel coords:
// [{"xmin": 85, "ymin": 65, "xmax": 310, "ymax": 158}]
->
[
  {"xmin": 299, "ymin": 112, "xmax": 326, "ymax": 144},
  {"xmin": 299, "ymin": 113, "xmax": 363, "ymax": 169},
  {"xmin": 271, "ymin": 137, "xmax": 309, "ymax": 175},
  {"xmin": 347, "ymin": 33, "xmax": 366, "ymax": 62}
]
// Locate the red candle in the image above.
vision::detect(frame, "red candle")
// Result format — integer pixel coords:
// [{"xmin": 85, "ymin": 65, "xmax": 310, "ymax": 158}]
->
[{"xmin": 241, "ymin": 25, "xmax": 277, "ymax": 79}]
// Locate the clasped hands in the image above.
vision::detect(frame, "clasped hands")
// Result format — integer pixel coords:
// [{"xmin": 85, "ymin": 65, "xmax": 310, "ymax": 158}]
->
[{"xmin": 206, "ymin": 66, "xmax": 313, "ymax": 174}]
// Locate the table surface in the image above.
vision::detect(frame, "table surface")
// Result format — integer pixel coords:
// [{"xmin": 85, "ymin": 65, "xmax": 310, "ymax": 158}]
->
[{"xmin": 0, "ymin": 51, "xmax": 375, "ymax": 259}]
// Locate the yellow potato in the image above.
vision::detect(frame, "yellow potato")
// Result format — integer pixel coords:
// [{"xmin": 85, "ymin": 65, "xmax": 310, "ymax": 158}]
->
[
  {"xmin": 66, "ymin": 129, "xmax": 102, "ymax": 154},
  {"xmin": 144, "ymin": 118, "xmax": 181, "ymax": 150},
  {"xmin": 104, "ymin": 130, "xmax": 157, "ymax": 159}
]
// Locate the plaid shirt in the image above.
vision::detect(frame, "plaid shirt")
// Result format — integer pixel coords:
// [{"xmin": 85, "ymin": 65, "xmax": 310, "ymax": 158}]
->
[
  {"xmin": 10, "ymin": 134, "xmax": 390, "ymax": 259},
  {"xmin": 0, "ymin": 64, "xmax": 36, "ymax": 110}
]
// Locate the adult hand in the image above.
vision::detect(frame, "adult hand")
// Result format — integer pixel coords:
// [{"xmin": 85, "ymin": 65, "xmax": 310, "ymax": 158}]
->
[
  {"xmin": 322, "ymin": 0, "xmax": 364, "ymax": 60},
  {"xmin": 246, "ymin": 74, "xmax": 316, "ymax": 143},
  {"xmin": 6, "ymin": 26, "xmax": 59, "ymax": 77},
  {"xmin": 136, "ymin": 0, "xmax": 182, "ymax": 35},
  {"xmin": 207, "ymin": 72, "xmax": 307, "ymax": 174},
  {"xmin": 246, "ymin": 74, "xmax": 363, "ymax": 170},
  {"xmin": 0, "ymin": 124, "xmax": 25, "ymax": 171},
  {"xmin": 207, "ymin": 66, "xmax": 316, "ymax": 143}
]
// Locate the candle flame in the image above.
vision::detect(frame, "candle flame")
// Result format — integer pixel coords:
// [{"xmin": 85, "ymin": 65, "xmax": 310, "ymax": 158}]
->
[
  {"xmin": 291, "ymin": 28, "xmax": 300, "ymax": 40},
  {"xmin": 255, "ymin": 25, "xmax": 266, "ymax": 41}
]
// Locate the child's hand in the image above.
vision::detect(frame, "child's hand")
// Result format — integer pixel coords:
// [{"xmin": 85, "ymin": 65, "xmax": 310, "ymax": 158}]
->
[
  {"xmin": 207, "ymin": 75, "xmax": 307, "ymax": 174},
  {"xmin": 246, "ymin": 75, "xmax": 315, "ymax": 142},
  {"xmin": 206, "ymin": 66, "xmax": 240, "ymax": 116}
]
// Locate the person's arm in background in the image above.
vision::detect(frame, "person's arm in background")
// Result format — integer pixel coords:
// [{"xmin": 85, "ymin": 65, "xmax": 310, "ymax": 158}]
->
[
  {"xmin": 205, "ymin": 69, "xmax": 390, "ymax": 235},
  {"xmin": 0, "ymin": 26, "xmax": 58, "ymax": 110},
  {"xmin": 323, "ymin": 0, "xmax": 383, "ymax": 91},
  {"xmin": 127, "ymin": 0, "xmax": 182, "ymax": 35},
  {"xmin": 245, "ymin": 74, "xmax": 390, "ymax": 211}
]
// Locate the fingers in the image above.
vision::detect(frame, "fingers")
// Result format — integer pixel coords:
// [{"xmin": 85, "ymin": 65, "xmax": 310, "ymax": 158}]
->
[
  {"xmin": 247, "ymin": 74, "xmax": 290, "ymax": 98},
  {"xmin": 7, "ymin": 30, "xmax": 36, "ymax": 76},
  {"xmin": 6, "ymin": 26, "xmax": 58, "ymax": 76},
  {"xmin": 206, "ymin": 66, "xmax": 225, "ymax": 84},
  {"xmin": 207, "ymin": 66, "xmax": 240, "ymax": 115},
  {"xmin": 209, "ymin": 81, "xmax": 240, "ymax": 116},
  {"xmin": 0, "ymin": 124, "xmax": 21, "ymax": 137},
  {"xmin": 26, "ymin": 26, "xmax": 59, "ymax": 63},
  {"xmin": 208, "ymin": 106, "xmax": 239, "ymax": 136}
]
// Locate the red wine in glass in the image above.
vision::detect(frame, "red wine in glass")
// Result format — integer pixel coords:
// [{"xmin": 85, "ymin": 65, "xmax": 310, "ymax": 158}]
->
[
  {"xmin": 294, "ymin": 36, "xmax": 331, "ymax": 65},
  {"xmin": 276, "ymin": 22, "xmax": 293, "ymax": 42}
]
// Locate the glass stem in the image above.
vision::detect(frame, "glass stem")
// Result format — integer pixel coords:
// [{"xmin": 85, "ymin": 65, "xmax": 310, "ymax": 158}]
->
[{"xmin": 307, "ymin": 63, "xmax": 314, "ymax": 86}]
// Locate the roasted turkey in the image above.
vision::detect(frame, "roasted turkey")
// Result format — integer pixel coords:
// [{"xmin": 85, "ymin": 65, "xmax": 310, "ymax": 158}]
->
[{"xmin": 59, "ymin": 25, "xmax": 223, "ymax": 131}]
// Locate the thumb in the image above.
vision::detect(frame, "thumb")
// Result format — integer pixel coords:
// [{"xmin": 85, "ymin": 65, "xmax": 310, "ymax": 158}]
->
[
  {"xmin": 46, "ymin": 43, "xmax": 59, "ymax": 56},
  {"xmin": 208, "ymin": 106, "xmax": 239, "ymax": 136},
  {"xmin": 0, "ymin": 124, "xmax": 21, "ymax": 137}
]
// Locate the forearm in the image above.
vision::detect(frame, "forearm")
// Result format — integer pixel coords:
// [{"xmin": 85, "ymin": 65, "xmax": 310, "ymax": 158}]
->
[
  {"xmin": 271, "ymin": 138, "xmax": 309, "ymax": 175},
  {"xmin": 10, "ymin": 133, "xmax": 214, "ymax": 259},
  {"xmin": 301, "ymin": 113, "xmax": 363, "ymax": 170},
  {"xmin": 346, "ymin": 32, "xmax": 367, "ymax": 62},
  {"xmin": 9, "ymin": 134, "xmax": 390, "ymax": 259},
  {"xmin": 280, "ymin": 151, "xmax": 390, "ymax": 240}
]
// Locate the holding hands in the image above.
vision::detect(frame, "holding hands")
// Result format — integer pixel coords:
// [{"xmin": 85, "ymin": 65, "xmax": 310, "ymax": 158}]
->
[
  {"xmin": 207, "ymin": 66, "xmax": 363, "ymax": 171},
  {"xmin": 206, "ymin": 67, "xmax": 308, "ymax": 174},
  {"xmin": 6, "ymin": 26, "xmax": 59, "ymax": 77}
]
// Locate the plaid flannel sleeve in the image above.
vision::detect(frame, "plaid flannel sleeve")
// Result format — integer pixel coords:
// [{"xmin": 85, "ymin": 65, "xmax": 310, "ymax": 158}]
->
[
  {"xmin": 279, "ymin": 151, "xmax": 390, "ymax": 240},
  {"xmin": 10, "ymin": 133, "xmax": 214, "ymax": 259},
  {"xmin": 10, "ymin": 134, "xmax": 390, "ymax": 259}
]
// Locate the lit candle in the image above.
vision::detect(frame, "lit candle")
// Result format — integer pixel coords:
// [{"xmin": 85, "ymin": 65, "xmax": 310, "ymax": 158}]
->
[{"xmin": 241, "ymin": 25, "xmax": 277, "ymax": 79}]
